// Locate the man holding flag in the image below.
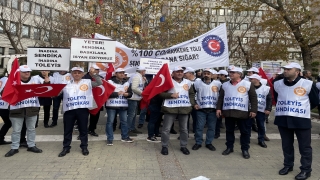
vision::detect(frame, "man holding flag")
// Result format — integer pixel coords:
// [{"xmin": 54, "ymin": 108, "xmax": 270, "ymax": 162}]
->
[
  {"xmin": 83, "ymin": 64, "xmax": 103, "ymax": 137},
  {"xmin": 58, "ymin": 67, "xmax": 102, "ymax": 157},
  {"xmin": 141, "ymin": 64, "xmax": 173, "ymax": 142},
  {"xmin": 159, "ymin": 66, "xmax": 196, "ymax": 156},
  {"xmin": 4, "ymin": 65, "xmax": 49, "ymax": 157},
  {"xmin": 105, "ymin": 68, "xmax": 133, "ymax": 145}
]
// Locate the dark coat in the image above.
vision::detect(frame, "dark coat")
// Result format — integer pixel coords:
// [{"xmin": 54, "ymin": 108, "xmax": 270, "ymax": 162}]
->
[
  {"xmin": 216, "ymin": 80, "xmax": 258, "ymax": 119},
  {"xmin": 273, "ymin": 76, "xmax": 319, "ymax": 129}
]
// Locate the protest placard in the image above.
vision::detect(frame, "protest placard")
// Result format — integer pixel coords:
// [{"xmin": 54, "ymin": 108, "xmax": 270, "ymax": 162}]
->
[
  {"xmin": 70, "ymin": 38, "xmax": 116, "ymax": 62},
  {"xmin": 27, "ymin": 47, "xmax": 70, "ymax": 71}
]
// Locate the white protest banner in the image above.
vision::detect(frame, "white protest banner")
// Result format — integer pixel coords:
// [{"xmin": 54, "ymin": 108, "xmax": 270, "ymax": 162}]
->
[
  {"xmin": 140, "ymin": 58, "xmax": 170, "ymax": 74},
  {"xmin": 70, "ymin": 38, "xmax": 116, "ymax": 62},
  {"xmin": 27, "ymin": 47, "xmax": 70, "ymax": 71},
  {"xmin": 93, "ymin": 24, "xmax": 229, "ymax": 74}
]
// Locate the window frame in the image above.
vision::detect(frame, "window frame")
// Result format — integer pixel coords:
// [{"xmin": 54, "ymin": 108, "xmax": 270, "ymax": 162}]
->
[
  {"xmin": 23, "ymin": 0, "xmax": 31, "ymax": 12},
  {"xmin": 22, "ymin": 24, "xmax": 30, "ymax": 38},
  {"xmin": 11, "ymin": 0, "xmax": 19, "ymax": 9},
  {"xmin": 34, "ymin": 3, "xmax": 42, "ymax": 16},
  {"xmin": 33, "ymin": 27, "xmax": 41, "ymax": 40}
]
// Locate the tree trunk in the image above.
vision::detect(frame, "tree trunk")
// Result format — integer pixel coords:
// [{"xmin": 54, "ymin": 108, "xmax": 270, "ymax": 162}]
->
[{"xmin": 300, "ymin": 45, "xmax": 312, "ymax": 70}]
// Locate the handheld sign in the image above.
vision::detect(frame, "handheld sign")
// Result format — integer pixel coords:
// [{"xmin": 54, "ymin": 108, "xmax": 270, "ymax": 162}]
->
[
  {"xmin": 27, "ymin": 47, "xmax": 70, "ymax": 71},
  {"xmin": 70, "ymin": 38, "xmax": 116, "ymax": 62},
  {"xmin": 140, "ymin": 58, "xmax": 170, "ymax": 74}
]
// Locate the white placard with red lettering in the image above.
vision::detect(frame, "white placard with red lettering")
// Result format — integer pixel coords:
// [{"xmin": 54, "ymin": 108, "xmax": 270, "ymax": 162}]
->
[
  {"xmin": 27, "ymin": 47, "xmax": 70, "ymax": 71},
  {"xmin": 70, "ymin": 38, "xmax": 116, "ymax": 62}
]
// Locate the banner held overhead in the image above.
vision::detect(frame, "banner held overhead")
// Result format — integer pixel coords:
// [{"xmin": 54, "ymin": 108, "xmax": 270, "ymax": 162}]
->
[
  {"xmin": 70, "ymin": 38, "xmax": 116, "ymax": 62},
  {"xmin": 93, "ymin": 24, "xmax": 229, "ymax": 74}
]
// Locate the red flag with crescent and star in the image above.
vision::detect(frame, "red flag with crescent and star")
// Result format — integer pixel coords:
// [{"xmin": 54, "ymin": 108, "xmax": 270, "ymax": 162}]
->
[
  {"xmin": 1, "ymin": 58, "xmax": 21, "ymax": 104},
  {"xmin": 140, "ymin": 64, "xmax": 173, "ymax": 109},
  {"xmin": 89, "ymin": 79, "xmax": 116, "ymax": 115},
  {"xmin": 12, "ymin": 84, "xmax": 66, "ymax": 105}
]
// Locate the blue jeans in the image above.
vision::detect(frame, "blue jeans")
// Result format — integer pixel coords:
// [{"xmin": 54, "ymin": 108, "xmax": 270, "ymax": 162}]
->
[
  {"xmin": 127, "ymin": 100, "xmax": 138, "ymax": 131},
  {"xmin": 106, "ymin": 108, "xmax": 129, "ymax": 141},
  {"xmin": 255, "ymin": 111, "xmax": 266, "ymax": 142},
  {"xmin": 10, "ymin": 116, "xmax": 37, "ymax": 149},
  {"xmin": 195, "ymin": 110, "xmax": 217, "ymax": 145},
  {"xmin": 138, "ymin": 107, "xmax": 147, "ymax": 125}
]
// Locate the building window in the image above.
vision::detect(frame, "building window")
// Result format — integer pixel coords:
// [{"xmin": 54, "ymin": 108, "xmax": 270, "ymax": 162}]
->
[
  {"xmin": 219, "ymin": 9, "xmax": 225, "ymax": 16},
  {"xmin": 44, "ymin": 30, "xmax": 50, "ymax": 41},
  {"xmin": 44, "ymin": 7, "xmax": 51, "ymax": 18},
  {"xmin": 64, "ymin": 0, "xmax": 69, "ymax": 2},
  {"xmin": 241, "ymin": 23, "xmax": 248, "ymax": 30},
  {"xmin": 242, "ymin": 37, "xmax": 248, "ymax": 44},
  {"xmin": 78, "ymin": 0, "xmax": 84, "ymax": 7},
  {"xmin": 211, "ymin": 9, "xmax": 216, "ymax": 15},
  {"xmin": 258, "ymin": 38, "xmax": 263, "ymax": 44},
  {"xmin": 256, "ymin": 25, "xmax": 262, "ymax": 31},
  {"xmin": 11, "ymin": 0, "xmax": 19, "ymax": 9},
  {"xmin": 211, "ymin": 22, "xmax": 216, "ymax": 28},
  {"xmin": 35, "ymin": 4, "xmax": 41, "ymax": 16},
  {"xmin": 257, "ymin": 10, "xmax": 263, "ymax": 17},
  {"xmin": 0, "ymin": 47, "xmax": 4, "ymax": 68},
  {"xmin": 234, "ymin": 23, "xmax": 240, "ymax": 30},
  {"xmin": 241, "ymin": 11, "xmax": 248, "ymax": 16},
  {"xmin": 228, "ymin": 23, "xmax": 233, "ymax": 30},
  {"xmin": 52, "ymin": 10, "xmax": 60, "ymax": 18},
  {"xmin": 33, "ymin": 27, "xmax": 41, "ymax": 40},
  {"xmin": 202, "ymin": 8, "xmax": 209, "ymax": 15},
  {"xmin": 0, "ymin": 22, "xmax": 3, "ymax": 33},
  {"xmin": 10, "ymin": 22, "xmax": 17, "ymax": 35},
  {"xmin": 0, "ymin": 0, "xmax": 7, "ymax": 6},
  {"xmin": 23, "ymin": 0, "xmax": 31, "ymax": 12},
  {"xmin": 9, "ymin": 48, "xmax": 16, "ymax": 55},
  {"xmin": 22, "ymin": 25, "xmax": 30, "ymax": 38},
  {"xmin": 71, "ymin": 0, "xmax": 77, "ymax": 5},
  {"xmin": 227, "ymin": 9, "xmax": 233, "ymax": 16}
]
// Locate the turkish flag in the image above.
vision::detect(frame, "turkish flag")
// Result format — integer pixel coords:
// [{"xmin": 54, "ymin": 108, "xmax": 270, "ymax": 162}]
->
[
  {"xmin": 258, "ymin": 67, "xmax": 275, "ymax": 105},
  {"xmin": 12, "ymin": 84, "xmax": 66, "ymax": 105},
  {"xmin": 89, "ymin": 79, "xmax": 115, "ymax": 115},
  {"xmin": 2, "ymin": 58, "xmax": 21, "ymax": 104},
  {"xmin": 140, "ymin": 64, "xmax": 173, "ymax": 109},
  {"xmin": 105, "ymin": 63, "xmax": 114, "ymax": 80}
]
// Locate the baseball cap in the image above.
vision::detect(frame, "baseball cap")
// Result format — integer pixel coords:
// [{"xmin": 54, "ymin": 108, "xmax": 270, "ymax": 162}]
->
[
  {"xmin": 203, "ymin": 68, "xmax": 212, "ymax": 73},
  {"xmin": 19, "ymin": 65, "xmax": 31, "ymax": 72},
  {"xmin": 183, "ymin": 67, "xmax": 195, "ymax": 73},
  {"xmin": 210, "ymin": 69, "xmax": 218, "ymax": 74},
  {"xmin": 248, "ymin": 74, "xmax": 261, "ymax": 81},
  {"xmin": 228, "ymin": 65, "xmax": 235, "ymax": 71},
  {"xmin": 92, "ymin": 64, "xmax": 100, "ymax": 70},
  {"xmin": 172, "ymin": 66, "xmax": 184, "ymax": 71},
  {"xmin": 247, "ymin": 67, "xmax": 259, "ymax": 73},
  {"xmin": 115, "ymin": 68, "xmax": 125, "ymax": 73},
  {"xmin": 229, "ymin": 66, "xmax": 243, "ymax": 73},
  {"xmin": 136, "ymin": 66, "xmax": 146, "ymax": 71},
  {"xmin": 71, "ymin": 67, "xmax": 84, "ymax": 72},
  {"xmin": 282, "ymin": 62, "xmax": 301, "ymax": 69},
  {"xmin": 218, "ymin": 70, "xmax": 228, "ymax": 76}
]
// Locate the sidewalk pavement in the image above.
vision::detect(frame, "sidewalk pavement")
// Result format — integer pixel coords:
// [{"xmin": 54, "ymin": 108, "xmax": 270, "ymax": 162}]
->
[{"xmin": 0, "ymin": 108, "xmax": 320, "ymax": 180}]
